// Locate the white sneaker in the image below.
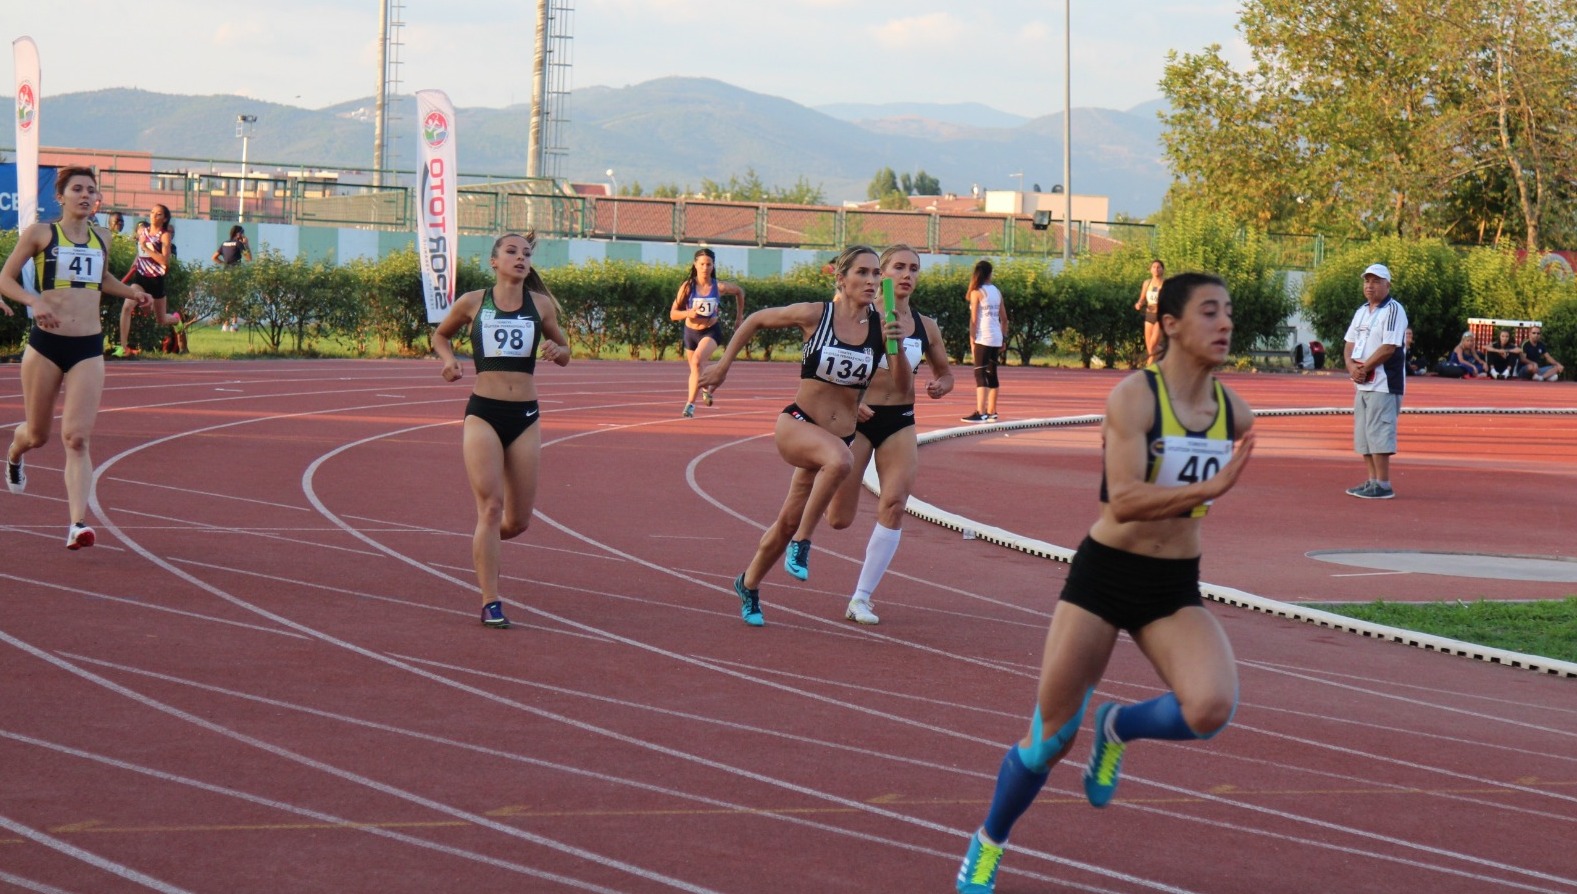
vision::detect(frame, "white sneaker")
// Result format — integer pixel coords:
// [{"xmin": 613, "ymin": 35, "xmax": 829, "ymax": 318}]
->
[
  {"xmin": 66, "ymin": 523, "xmax": 96, "ymax": 551},
  {"xmin": 845, "ymin": 598, "xmax": 880, "ymax": 625},
  {"xmin": 6, "ymin": 458, "xmax": 25, "ymax": 494}
]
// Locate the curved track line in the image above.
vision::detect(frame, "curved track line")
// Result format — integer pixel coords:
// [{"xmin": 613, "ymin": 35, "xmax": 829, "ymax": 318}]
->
[
  {"xmin": 0, "ymin": 811, "xmax": 193, "ymax": 894},
  {"xmin": 902, "ymin": 409, "xmax": 1577, "ymax": 677}
]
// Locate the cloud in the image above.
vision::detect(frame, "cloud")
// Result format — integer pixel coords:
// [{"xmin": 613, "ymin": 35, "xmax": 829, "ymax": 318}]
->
[{"xmin": 873, "ymin": 12, "xmax": 963, "ymax": 49}]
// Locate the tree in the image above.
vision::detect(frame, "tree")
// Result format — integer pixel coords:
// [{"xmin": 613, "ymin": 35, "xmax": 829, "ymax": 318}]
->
[
  {"xmin": 867, "ymin": 167, "xmax": 900, "ymax": 201},
  {"xmin": 913, "ymin": 170, "xmax": 941, "ymax": 196},
  {"xmin": 1160, "ymin": 0, "xmax": 1577, "ymax": 251}
]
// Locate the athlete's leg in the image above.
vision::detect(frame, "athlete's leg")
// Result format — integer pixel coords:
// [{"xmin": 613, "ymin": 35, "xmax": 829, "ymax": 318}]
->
[
  {"xmin": 10, "ymin": 346, "xmax": 63, "ymax": 466},
  {"xmin": 461, "ymin": 415, "xmax": 509, "ymax": 605},
  {"xmin": 1126, "ymin": 605, "xmax": 1238, "ymax": 739},
  {"xmin": 57, "ymin": 357, "xmax": 106, "ymax": 526},
  {"xmin": 743, "ymin": 465, "xmax": 815, "ymax": 589},
  {"xmin": 849, "ymin": 428, "xmax": 917, "ymax": 603},
  {"xmin": 776, "ymin": 414, "xmax": 853, "ymax": 543},
  {"xmin": 693, "ymin": 335, "xmax": 718, "ymax": 403},
  {"xmin": 824, "ymin": 433, "xmax": 873, "ymax": 530},
  {"xmin": 118, "ymin": 298, "xmax": 136, "ymax": 350},
  {"xmin": 684, "ymin": 346, "xmax": 701, "ymax": 405},
  {"xmin": 498, "ymin": 421, "xmax": 542, "ymax": 541},
  {"xmin": 973, "ymin": 602, "xmax": 1116, "ymax": 846}
]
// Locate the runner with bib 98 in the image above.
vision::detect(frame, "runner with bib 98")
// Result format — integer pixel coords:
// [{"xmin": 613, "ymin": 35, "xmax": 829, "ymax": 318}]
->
[{"xmin": 431, "ymin": 231, "xmax": 570, "ymax": 630}]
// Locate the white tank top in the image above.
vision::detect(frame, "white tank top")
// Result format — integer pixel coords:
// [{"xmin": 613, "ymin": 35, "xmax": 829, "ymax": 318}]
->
[{"xmin": 972, "ymin": 284, "xmax": 1003, "ymax": 346}]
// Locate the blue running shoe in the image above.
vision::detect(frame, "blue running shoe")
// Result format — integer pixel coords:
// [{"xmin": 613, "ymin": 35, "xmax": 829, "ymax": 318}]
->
[
  {"xmin": 1083, "ymin": 702, "xmax": 1126, "ymax": 807},
  {"xmin": 734, "ymin": 573, "xmax": 763, "ymax": 626},
  {"xmin": 955, "ymin": 833, "xmax": 1004, "ymax": 893},
  {"xmin": 480, "ymin": 600, "xmax": 511, "ymax": 629},
  {"xmin": 783, "ymin": 539, "xmax": 811, "ymax": 580}
]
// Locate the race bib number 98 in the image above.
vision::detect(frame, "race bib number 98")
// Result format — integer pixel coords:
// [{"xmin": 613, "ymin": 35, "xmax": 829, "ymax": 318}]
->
[{"xmin": 482, "ymin": 318, "xmax": 535, "ymax": 358}]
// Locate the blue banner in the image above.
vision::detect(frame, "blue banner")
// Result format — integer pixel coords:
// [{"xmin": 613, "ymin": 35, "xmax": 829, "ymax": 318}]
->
[{"xmin": 0, "ymin": 163, "xmax": 60, "ymax": 229}]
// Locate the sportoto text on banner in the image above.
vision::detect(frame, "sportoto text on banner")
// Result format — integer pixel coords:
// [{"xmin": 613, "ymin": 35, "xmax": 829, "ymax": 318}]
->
[
  {"xmin": 416, "ymin": 89, "xmax": 457, "ymax": 324},
  {"xmin": 13, "ymin": 36, "xmax": 41, "ymax": 231}
]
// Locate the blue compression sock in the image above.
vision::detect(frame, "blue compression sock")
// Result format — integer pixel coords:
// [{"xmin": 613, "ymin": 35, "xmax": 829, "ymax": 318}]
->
[
  {"xmin": 1111, "ymin": 692, "xmax": 1206, "ymax": 742},
  {"xmin": 982, "ymin": 746, "xmax": 1050, "ymax": 844}
]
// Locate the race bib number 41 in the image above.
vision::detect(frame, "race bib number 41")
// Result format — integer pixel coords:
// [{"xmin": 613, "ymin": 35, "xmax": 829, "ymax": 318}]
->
[
  {"xmin": 55, "ymin": 246, "xmax": 104, "ymax": 285},
  {"xmin": 482, "ymin": 317, "xmax": 535, "ymax": 358}
]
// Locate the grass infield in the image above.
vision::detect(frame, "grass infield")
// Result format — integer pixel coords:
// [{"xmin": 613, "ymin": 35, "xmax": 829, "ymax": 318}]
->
[{"xmin": 1306, "ymin": 597, "xmax": 1577, "ymax": 664}]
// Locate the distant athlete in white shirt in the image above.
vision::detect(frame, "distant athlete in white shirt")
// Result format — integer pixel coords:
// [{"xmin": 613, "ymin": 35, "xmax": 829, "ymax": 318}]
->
[{"xmin": 1341, "ymin": 263, "xmax": 1408, "ymax": 500}]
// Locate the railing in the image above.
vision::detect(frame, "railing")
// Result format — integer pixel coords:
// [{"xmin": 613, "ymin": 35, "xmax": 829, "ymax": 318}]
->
[{"xmin": 17, "ymin": 145, "xmax": 1336, "ymax": 261}]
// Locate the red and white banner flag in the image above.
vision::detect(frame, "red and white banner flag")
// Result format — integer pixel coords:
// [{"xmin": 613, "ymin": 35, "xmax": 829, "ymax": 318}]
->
[
  {"xmin": 415, "ymin": 89, "xmax": 457, "ymax": 324},
  {"xmin": 13, "ymin": 36, "xmax": 40, "ymax": 230}
]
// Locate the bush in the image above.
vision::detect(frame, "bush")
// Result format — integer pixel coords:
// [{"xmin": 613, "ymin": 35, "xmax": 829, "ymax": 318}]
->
[{"xmin": 1304, "ymin": 237, "xmax": 1467, "ymax": 367}]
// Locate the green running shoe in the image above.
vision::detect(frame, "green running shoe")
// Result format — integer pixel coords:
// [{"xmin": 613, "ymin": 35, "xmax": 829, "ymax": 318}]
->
[
  {"xmin": 1083, "ymin": 702, "xmax": 1127, "ymax": 807},
  {"xmin": 955, "ymin": 833, "xmax": 1004, "ymax": 893}
]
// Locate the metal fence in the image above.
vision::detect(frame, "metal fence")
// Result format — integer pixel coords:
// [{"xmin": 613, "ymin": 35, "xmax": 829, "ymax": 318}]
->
[{"xmin": 21, "ymin": 146, "xmax": 1330, "ymax": 265}]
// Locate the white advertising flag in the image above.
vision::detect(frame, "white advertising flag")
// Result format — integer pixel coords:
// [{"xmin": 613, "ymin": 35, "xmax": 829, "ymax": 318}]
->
[
  {"xmin": 13, "ymin": 36, "xmax": 40, "ymax": 229},
  {"xmin": 415, "ymin": 89, "xmax": 457, "ymax": 324}
]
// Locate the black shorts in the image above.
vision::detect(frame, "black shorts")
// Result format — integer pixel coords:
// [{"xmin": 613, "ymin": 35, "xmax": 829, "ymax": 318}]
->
[
  {"xmin": 855, "ymin": 404, "xmax": 916, "ymax": 450},
  {"xmin": 27, "ymin": 326, "xmax": 104, "ymax": 374},
  {"xmin": 783, "ymin": 403, "xmax": 855, "ymax": 446},
  {"xmin": 129, "ymin": 272, "xmax": 166, "ymax": 300},
  {"xmin": 1059, "ymin": 536, "xmax": 1203, "ymax": 632},
  {"xmin": 972, "ymin": 342, "xmax": 1001, "ymax": 389},
  {"xmin": 684, "ymin": 322, "xmax": 723, "ymax": 352},
  {"xmin": 1144, "ymin": 309, "xmax": 1158, "ymax": 324},
  {"xmin": 465, "ymin": 394, "xmax": 540, "ymax": 449}
]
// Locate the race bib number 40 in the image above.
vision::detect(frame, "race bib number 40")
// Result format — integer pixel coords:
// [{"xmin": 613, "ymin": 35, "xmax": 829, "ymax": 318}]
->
[
  {"xmin": 816, "ymin": 346, "xmax": 872, "ymax": 386},
  {"xmin": 55, "ymin": 246, "xmax": 104, "ymax": 285},
  {"xmin": 482, "ymin": 317, "xmax": 536, "ymax": 358},
  {"xmin": 1154, "ymin": 435, "xmax": 1233, "ymax": 505}
]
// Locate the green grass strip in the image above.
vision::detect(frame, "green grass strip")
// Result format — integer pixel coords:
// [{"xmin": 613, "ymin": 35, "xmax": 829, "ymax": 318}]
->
[{"xmin": 1305, "ymin": 597, "xmax": 1577, "ymax": 665}]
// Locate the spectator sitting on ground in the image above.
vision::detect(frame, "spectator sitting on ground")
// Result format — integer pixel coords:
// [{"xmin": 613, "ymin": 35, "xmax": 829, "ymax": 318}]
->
[
  {"xmin": 1404, "ymin": 328, "xmax": 1430, "ymax": 376},
  {"xmin": 1438, "ymin": 331, "xmax": 1487, "ymax": 378},
  {"xmin": 1484, "ymin": 329, "xmax": 1523, "ymax": 379},
  {"xmin": 1519, "ymin": 326, "xmax": 1565, "ymax": 381}
]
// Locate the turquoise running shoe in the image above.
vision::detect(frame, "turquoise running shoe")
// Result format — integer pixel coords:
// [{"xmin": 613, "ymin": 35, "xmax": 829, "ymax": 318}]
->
[
  {"xmin": 783, "ymin": 538, "xmax": 811, "ymax": 580},
  {"xmin": 1083, "ymin": 702, "xmax": 1126, "ymax": 807},
  {"xmin": 734, "ymin": 574, "xmax": 763, "ymax": 626},
  {"xmin": 955, "ymin": 833, "xmax": 1004, "ymax": 893}
]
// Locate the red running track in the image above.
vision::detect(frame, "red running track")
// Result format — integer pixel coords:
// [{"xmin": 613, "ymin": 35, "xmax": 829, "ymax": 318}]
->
[{"xmin": 1, "ymin": 359, "xmax": 1574, "ymax": 894}]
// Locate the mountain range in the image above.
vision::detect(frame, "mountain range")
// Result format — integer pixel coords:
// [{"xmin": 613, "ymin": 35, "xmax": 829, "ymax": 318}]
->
[{"xmin": 6, "ymin": 77, "xmax": 1173, "ymax": 217}]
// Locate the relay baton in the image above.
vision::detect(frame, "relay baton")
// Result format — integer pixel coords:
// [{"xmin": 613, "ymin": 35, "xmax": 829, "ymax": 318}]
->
[{"xmin": 882, "ymin": 278, "xmax": 898, "ymax": 354}]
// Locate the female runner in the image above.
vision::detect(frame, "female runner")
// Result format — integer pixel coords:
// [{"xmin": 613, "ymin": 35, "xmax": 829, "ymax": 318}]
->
[
  {"xmin": 670, "ymin": 247, "xmax": 745, "ymax": 417},
  {"xmin": 697, "ymin": 245, "xmax": 906, "ymax": 626},
  {"xmin": 431, "ymin": 231, "xmax": 570, "ymax": 629},
  {"xmin": 1134, "ymin": 259, "xmax": 1165, "ymax": 366},
  {"xmin": 115, "ymin": 203, "xmax": 182, "ymax": 356},
  {"xmin": 823, "ymin": 243, "xmax": 954, "ymax": 624},
  {"xmin": 955, "ymin": 272, "xmax": 1257, "ymax": 893},
  {"xmin": 1, "ymin": 166, "xmax": 151, "ymax": 548}
]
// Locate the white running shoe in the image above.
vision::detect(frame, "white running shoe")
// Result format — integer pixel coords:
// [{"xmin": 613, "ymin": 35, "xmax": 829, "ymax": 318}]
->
[
  {"xmin": 6, "ymin": 458, "xmax": 25, "ymax": 494},
  {"xmin": 66, "ymin": 523, "xmax": 96, "ymax": 551},
  {"xmin": 845, "ymin": 598, "xmax": 880, "ymax": 625}
]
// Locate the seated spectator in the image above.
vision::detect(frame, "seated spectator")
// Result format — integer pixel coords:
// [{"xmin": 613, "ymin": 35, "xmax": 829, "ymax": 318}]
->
[
  {"xmin": 1484, "ymin": 329, "xmax": 1523, "ymax": 379},
  {"xmin": 1519, "ymin": 326, "xmax": 1565, "ymax": 381},
  {"xmin": 1439, "ymin": 331, "xmax": 1487, "ymax": 378},
  {"xmin": 1404, "ymin": 327, "xmax": 1430, "ymax": 376}
]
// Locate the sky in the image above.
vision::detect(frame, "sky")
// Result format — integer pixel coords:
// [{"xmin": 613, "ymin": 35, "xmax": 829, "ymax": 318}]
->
[{"xmin": 6, "ymin": 1, "xmax": 1248, "ymax": 117}]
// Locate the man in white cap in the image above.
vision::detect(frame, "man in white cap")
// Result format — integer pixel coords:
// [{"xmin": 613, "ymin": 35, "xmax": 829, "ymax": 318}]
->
[{"xmin": 1341, "ymin": 263, "xmax": 1408, "ymax": 499}]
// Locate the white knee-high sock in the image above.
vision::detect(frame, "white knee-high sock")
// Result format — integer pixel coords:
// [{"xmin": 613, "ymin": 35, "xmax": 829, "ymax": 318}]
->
[{"xmin": 853, "ymin": 523, "xmax": 902, "ymax": 602}]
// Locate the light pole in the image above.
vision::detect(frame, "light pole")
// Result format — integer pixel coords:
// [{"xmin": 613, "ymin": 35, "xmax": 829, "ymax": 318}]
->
[
  {"xmin": 1061, "ymin": 0, "xmax": 1072, "ymax": 266},
  {"xmin": 605, "ymin": 168, "xmax": 618, "ymax": 239},
  {"xmin": 236, "ymin": 114, "xmax": 257, "ymax": 223}
]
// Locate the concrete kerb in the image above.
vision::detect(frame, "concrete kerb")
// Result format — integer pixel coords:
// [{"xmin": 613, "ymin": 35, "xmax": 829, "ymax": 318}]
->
[{"xmin": 868, "ymin": 407, "xmax": 1577, "ymax": 679}]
